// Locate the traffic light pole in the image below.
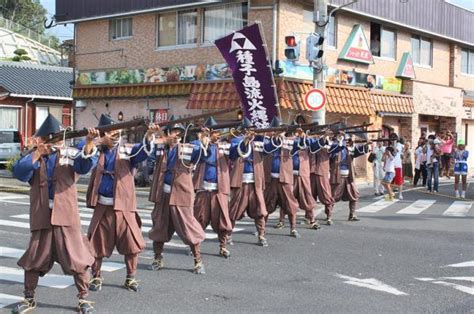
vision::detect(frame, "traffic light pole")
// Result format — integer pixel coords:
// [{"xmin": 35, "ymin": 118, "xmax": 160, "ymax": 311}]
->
[{"xmin": 312, "ymin": 0, "xmax": 327, "ymax": 125}]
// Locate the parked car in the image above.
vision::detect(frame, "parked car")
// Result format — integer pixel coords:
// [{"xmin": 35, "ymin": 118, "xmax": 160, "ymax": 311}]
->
[{"xmin": 0, "ymin": 129, "xmax": 23, "ymax": 164}]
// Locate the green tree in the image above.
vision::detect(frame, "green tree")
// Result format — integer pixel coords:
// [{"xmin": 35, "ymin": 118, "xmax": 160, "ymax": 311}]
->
[
  {"xmin": 0, "ymin": 0, "xmax": 48, "ymax": 34},
  {"xmin": 11, "ymin": 48, "xmax": 31, "ymax": 62}
]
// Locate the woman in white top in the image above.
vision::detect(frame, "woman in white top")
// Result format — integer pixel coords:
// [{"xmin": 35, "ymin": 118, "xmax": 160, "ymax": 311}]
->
[
  {"xmin": 372, "ymin": 141, "xmax": 385, "ymax": 195},
  {"xmin": 382, "ymin": 146, "xmax": 396, "ymax": 201},
  {"xmin": 413, "ymin": 139, "xmax": 427, "ymax": 186}
]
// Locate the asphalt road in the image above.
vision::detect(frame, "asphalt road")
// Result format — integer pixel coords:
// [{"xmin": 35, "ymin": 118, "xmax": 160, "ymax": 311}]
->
[{"xmin": 0, "ymin": 182, "xmax": 472, "ymax": 313}]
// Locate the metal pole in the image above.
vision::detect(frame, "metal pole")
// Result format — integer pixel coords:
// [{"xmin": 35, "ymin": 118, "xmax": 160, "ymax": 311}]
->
[{"xmin": 312, "ymin": 0, "xmax": 327, "ymax": 125}]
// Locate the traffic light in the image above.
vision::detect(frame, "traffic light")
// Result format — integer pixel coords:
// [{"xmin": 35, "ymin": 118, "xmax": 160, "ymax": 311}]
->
[
  {"xmin": 306, "ymin": 32, "xmax": 324, "ymax": 62},
  {"xmin": 284, "ymin": 35, "xmax": 300, "ymax": 61}
]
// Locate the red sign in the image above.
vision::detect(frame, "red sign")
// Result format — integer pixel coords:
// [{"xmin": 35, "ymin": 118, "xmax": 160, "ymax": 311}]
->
[
  {"xmin": 338, "ymin": 25, "xmax": 374, "ymax": 64},
  {"xmin": 150, "ymin": 109, "xmax": 168, "ymax": 122},
  {"xmin": 304, "ymin": 89, "xmax": 326, "ymax": 111},
  {"xmin": 346, "ymin": 47, "xmax": 373, "ymax": 62}
]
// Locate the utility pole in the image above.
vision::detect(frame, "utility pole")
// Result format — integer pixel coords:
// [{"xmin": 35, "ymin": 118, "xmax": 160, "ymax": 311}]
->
[{"xmin": 312, "ymin": 0, "xmax": 327, "ymax": 125}]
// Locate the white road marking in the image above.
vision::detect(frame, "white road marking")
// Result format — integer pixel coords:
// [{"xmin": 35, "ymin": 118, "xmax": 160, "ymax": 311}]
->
[
  {"xmin": 396, "ymin": 199, "xmax": 436, "ymax": 215},
  {"xmin": 0, "ymin": 200, "xmax": 30, "ymax": 205},
  {"xmin": 0, "ymin": 219, "xmax": 29, "ymax": 229},
  {"xmin": 0, "ymin": 266, "xmax": 74, "ymax": 288},
  {"xmin": 0, "ymin": 195, "xmax": 27, "ymax": 200},
  {"xmin": 414, "ymin": 277, "xmax": 435, "ymax": 281},
  {"xmin": 100, "ymin": 262, "xmax": 125, "ymax": 272},
  {"xmin": 431, "ymin": 281, "xmax": 474, "ymax": 295},
  {"xmin": 439, "ymin": 277, "xmax": 474, "ymax": 283},
  {"xmin": 0, "ymin": 293, "xmax": 23, "ymax": 308},
  {"xmin": 442, "ymin": 201, "xmax": 472, "ymax": 217},
  {"xmin": 336, "ymin": 274, "xmax": 408, "ymax": 296},
  {"xmin": 356, "ymin": 199, "xmax": 399, "ymax": 213},
  {"xmin": 444, "ymin": 261, "xmax": 474, "ymax": 268}
]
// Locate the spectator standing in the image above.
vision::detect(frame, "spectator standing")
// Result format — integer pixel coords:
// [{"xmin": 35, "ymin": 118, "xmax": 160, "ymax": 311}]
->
[
  {"xmin": 402, "ymin": 141, "xmax": 413, "ymax": 183},
  {"xmin": 426, "ymin": 135, "xmax": 442, "ymax": 193},
  {"xmin": 440, "ymin": 131, "xmax": 454, "ymax": 178},
  {"xmin": 390, "ymin": 134, "xmax": 405, "ymax": 200},
  {"xmin": 372, "ymin": 141, "xmax": 385, "ymax": 195},
  {"xmin": 453, "ymin": 139, "xmax": 469, "ymax": 198},
  {"xmin": 382, "ymin": 146, "xmax": 396, "ymax": 201},
  {"xmin": 413, "ymin": 139, "xmax": 427, "ymax": 186}
]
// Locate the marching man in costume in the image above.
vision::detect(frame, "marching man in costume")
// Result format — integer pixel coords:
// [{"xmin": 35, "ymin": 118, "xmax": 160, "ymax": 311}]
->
[
  {"xmin": 229, "ymin": 118, "xmax": 269, "ymax": 247},
  {"xmin": 76, "ymin": 114, "xmax": 158, "ymax": 293},
  {"xmin": 192, "ymin": 117, "xmax": 233, "ymax": 258},
  {"xmin": 292, "ymin": 127, "xmax": 320, "ymax": 230},
  {"xmin": 309, "ymin": 129, "xmax": 340, "ymax": 225},
  {"xmin": 12, "ymin": 114, "xmax": 96, "ymax": 313},
  {"xmin": 148, "ymin": 116, "xmax": 207, "ymax": 274},
  {"xmin": 330, "ymin": 135, "xmax": 369, "ymax": 221},
  {"xmin": 263, "ymin": 117, "xmax": 301, "ymax": 238}
]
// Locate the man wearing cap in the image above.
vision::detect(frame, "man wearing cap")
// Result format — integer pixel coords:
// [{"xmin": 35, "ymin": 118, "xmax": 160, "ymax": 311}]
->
[
  {"xmin": 12, "ymin": 114, "xmax": 97, "ymax": 313},
  {"xmin": 330, "ymin": 135, "xmax": 369, "ymax": 221},
  {"xmin": 75, "ymin": 114, "xmax": 158, "ymax": 292},
  {"xmin": 263, "ymin": 117, "xmax": 301, "ymax": 238},
  {"xmin": 148, "ymin": 116, "xmax": 207, "ymax": 274},
  {"xmin": 192, "ymin": 117, "xmax": 233, "ymax": 258}
]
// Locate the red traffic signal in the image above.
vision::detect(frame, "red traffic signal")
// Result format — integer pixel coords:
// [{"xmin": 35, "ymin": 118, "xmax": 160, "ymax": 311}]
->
[{"xmin": 285, "ymin": 36, "xmax": 297, "ymax": 47}]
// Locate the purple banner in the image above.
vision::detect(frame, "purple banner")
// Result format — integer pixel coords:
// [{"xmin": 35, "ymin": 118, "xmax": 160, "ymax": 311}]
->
[{"xmin": 214, "ymin": 23, "xmax": 278, "ymax": 128}]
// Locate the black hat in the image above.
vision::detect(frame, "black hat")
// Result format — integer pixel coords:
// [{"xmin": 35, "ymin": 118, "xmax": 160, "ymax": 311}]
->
[
  {"xmin": 241, "ymin": 117, "xmax": 253, "ymax": 129},
  {"xmin": 35, "ymin": 114, "xmax": 61, "ymax": 137},
  {"xmin": 165, "ymin": 115, "xmax": 185, "ymax": 133},
  {"xmin": 204, "ymin": 116, "xmax": 218, "ymax": 128},
  {"xmin": 270, "ymin": 116, "xmax": 282, "ymax": 128},
  {"xmin": 98, "ymin": 114, "xmax": 116, "ymax": 127}
]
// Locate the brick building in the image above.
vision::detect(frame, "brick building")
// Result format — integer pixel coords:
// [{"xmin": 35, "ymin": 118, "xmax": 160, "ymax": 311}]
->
[{"xmin": 54, "ymin": 0, "xmax": 474, "ymax": 175}]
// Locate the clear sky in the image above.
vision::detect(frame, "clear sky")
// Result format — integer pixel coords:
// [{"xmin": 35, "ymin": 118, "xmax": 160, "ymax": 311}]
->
[
  {"xmin": 446, "ymin": 0, "xmax": 474, "ymax": 10},
  {"xmin": 39, "ymin": 0, "xmax": 74, "ymax": 40}
]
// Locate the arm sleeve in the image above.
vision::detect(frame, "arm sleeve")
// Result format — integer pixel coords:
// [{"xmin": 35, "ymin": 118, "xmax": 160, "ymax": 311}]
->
[
  {"xmin": 12, "ymin": 153, "xmax": 39, "ymax": 182},
  {"xmin": 130, "ymin": 140, "xmax": 152, "ymax": 168},
  {"xmin": 73, "ymin": 139, "xmax": 98, "ymax": 175},
  {"xmin": 190, "ymin": 141, "xmax": 204, "ymax": 164},
  {"xmin": 353, "ymin": 144, "xmax": 369, "ymax": 158},
  {"xmin": 229, "ymin": 137, "xmax": 243, "ymax": 161}
]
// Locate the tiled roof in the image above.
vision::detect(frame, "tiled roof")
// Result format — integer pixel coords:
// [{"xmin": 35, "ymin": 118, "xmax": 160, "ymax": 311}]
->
[
  {"xmin": 0, "ymin": 61, "xmax": 73, "ymax": 99},
  {"xmin": 187, "ymin": 81, "xmax": 241, "ymax": 110},
  {"xmin": 371, "ymin": 90, "xmax": 414, "ymax": 114},
  {"xmin": 73, "ymin": 82, "xmax": 192, "ymax": 99},
  {"xmin": 325, "ymin": 83, "xmax": 375, "ymax": 116}
]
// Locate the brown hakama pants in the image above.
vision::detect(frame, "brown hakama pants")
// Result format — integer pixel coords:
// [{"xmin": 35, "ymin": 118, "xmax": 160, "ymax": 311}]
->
[
  {"xmin": 265, "ymin": 178, "xmax": 299, "ymax": 229},
  {"xmin": 193, "ymin": 190, "xmax": 232, "ymax": 248},
  {"xmin": 229, "ymin": 183, "xmax": 267, "ymax": 237},
  {"xmin": 311, "ymin": 173, "xmax": 336, "ymax": 218},
  {"xmin": 149, "ymin": 192, "xmax": 206, "ymax": 260},
  {"xmin": 331, "ymin": 176, "xmax": 360, "ymax": 215},
  {"xmin": 18, "ymin": 226, "xmax": 94, "ymax": 298},
  {"xmin": 293, "ymin": 175, "xmax": 317, "ymax": 223},
  {"xmin": 88, "ymin": 203, "xmax": 145, "ymax": 278}
]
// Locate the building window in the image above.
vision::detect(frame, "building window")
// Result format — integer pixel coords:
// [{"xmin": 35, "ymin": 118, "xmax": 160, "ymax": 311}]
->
[
  {"xmin": 157, "ymin": 10, "xmax": 197, "ymax": 47},
  {"xmin": 109, "ymin": 18, "xmax": 133, "ymax": 40},
  {"xmin": 461, "ymin": 48, "xmax": 474, "ymax": 75},
  {"xmin": 203, "ymin": 3, "xmax": 248, "ymax": 43},
  {"xmin": 35, "ymin": 107, "xmax": 49, "ymax": 130},
  {"xmin": 370, "ymin": 23, "xmax": 396, "ymax": 59},
  {"xmin": 411, "ymin": 35, "xmax": 432, "ymax": 66}
]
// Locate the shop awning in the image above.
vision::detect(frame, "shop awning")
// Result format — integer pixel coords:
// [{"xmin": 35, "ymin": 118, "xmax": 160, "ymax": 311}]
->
[
  {"xmin": 371, "ymin": 90, "xmax": 414, "ymax": 114},
  {"xmin": 73, "ymin": 82, "xmax": 192, "ymax": 99},
  {"xmin": 463, "ymin": 97, "xmax": 474, "ymax": 107},
  {"xmin": 188, "ymin": 79, "xmax": 376, "ymax": 115}
]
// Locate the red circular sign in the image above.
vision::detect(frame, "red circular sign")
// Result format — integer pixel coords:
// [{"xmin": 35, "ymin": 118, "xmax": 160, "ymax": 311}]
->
[{"xmin": 304, "ymin": 88, "xmax": 326, "ymax": 111}]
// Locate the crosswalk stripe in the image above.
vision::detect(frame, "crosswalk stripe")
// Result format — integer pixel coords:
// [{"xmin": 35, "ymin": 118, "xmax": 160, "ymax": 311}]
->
[
  {"xmin": 444, "ymin": 260, "xmax": 474, "ymax": 268},
  {"xmin": 0, "ymin": 266, "xmax": 74, "ymax": 288},
  {"xmin": 0, "ymin": 293, "xmax": 23, "ymax": 308},
  {"xmin": 396, "ymin": 200, "xmax": 436, "ymax": 215},
  {"xmin": 0, "ymin": 195, "xmax": 27, "ymax": 200},
  {"xmin": 0, "ymin": 200, "xmax": 30, "ymax": 205},
  {"xmin": 442, "ymin": 201, "xmax": 472, "ymax": 217},
  {"xmin": 356, "ymin": 199, "xmax": 399, "ymax": 213},
  {"xmin": 0, "ymin": 219, "xmax": 29, "ymax": 229},
  {"xmin": 431, "ymin": 280, "xmax": 474, "ymax": 295}
]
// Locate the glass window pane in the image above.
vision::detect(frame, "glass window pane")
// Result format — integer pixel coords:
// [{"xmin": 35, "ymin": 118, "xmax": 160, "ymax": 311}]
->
[
  {"xmin": 158, "ymin": 13, "xmax": 177, "ymax": 46},
  {"xmin": 411, "ymin": 36, "xmax": 420, "ymax": 64},
  {"xmin": 177, "ymin": 10, "xmax": 197, "ymax": 45},
  {"xmin": 469, "ymin": 51, "xmax": 474, "ymax": 74},
  {"xmin": 420, "ymin": 38, "xmax": 432, "ymax": 66},
  {"xmin": 204, "ymin": 7, "xmax": 226, "ymax": 43},
  {"xmin": 381, "ymin": 28, "xmax": 395, "ymax": 59},
  {"xmin": 35, "ymin": 107, "xmax": 49, "ymax": 130},
  {"xmin": 461, "ymin": 49, "xmax": 468, "ymax": 73}
]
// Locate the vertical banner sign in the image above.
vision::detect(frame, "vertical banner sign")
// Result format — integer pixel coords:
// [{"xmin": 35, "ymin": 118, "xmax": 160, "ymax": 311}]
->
[{"xmin": 215, "ymin": 24, "xmax": 278, "ymax": 128}]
